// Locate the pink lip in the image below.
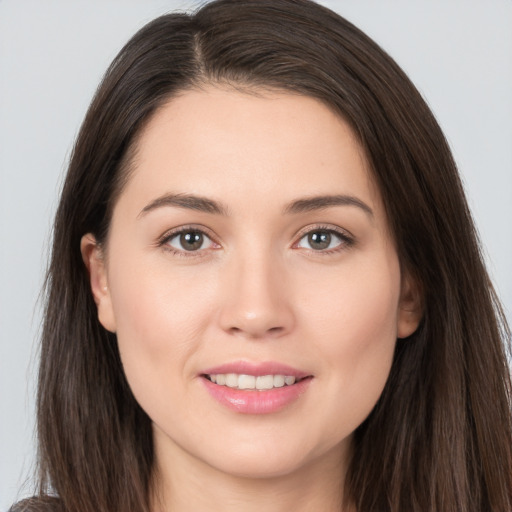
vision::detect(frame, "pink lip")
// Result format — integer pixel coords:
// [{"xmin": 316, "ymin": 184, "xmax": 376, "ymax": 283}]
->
[{"xmin": 200, "ymin": 361, "xmax": 313, "ymax": 414}]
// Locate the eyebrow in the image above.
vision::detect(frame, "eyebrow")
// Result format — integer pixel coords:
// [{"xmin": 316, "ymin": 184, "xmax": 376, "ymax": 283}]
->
[
  {"xmin": 138, "ymin": 193, "xmax": 229, "ymax": 218},
  {"xmin": 138, "ymin": 192, "xmax": 373, "ymax": 219},
  {"xmin": 284, "ymin": 195, "xmax": 373, "ymax": 217}
]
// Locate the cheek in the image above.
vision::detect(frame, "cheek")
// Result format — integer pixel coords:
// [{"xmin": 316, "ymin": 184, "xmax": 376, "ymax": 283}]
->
[
  {"xmin": 106, "ymin": 254, "xmax": 218, "ymax": 401},
  {"xmin": 302, "ymin": 251, "xmax": 400, "ymax": 347},
  {"xmin": 300, "ymin": 252, "xmax": 401, "ymax": 429}
]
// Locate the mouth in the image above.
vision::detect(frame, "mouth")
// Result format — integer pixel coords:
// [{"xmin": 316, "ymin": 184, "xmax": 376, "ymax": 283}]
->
[
  {"xmin": 202, "ymin": 373, "xmax": 308, "ymax": 390},
  {"xmin": 200, "ymin": 363, "xmax": 313, "ymax": 414}
]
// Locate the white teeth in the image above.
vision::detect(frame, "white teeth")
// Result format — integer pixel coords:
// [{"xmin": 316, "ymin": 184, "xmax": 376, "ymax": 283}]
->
[
  {"xmin": 256, "ymin": 375, "xmax": 273, "ymax": 390},
  {"xmin": 238, "ymin": 374, "xmax": 256, "ymax": 389},
  {"xmin": 273, "ymin": 374, "xmax": 285, "ymax": 388},
  {"xmin": 225, "ymin": 373, "xmax": 238, "ymax": 388},
  {"xmin": 284, "ymin": 376, "xmax": 296, "ymax": 386},
  {"xmin": 207, "ymin": 373, "xmax": 298, "ymax": 390}
]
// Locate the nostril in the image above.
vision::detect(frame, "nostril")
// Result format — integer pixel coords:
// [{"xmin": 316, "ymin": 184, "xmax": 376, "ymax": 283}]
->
[{"xmin": 227, "ymin": 325, "xmax": 285, "ymax": 339}]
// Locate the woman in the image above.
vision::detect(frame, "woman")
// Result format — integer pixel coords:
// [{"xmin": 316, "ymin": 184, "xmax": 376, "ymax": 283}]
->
[{"xmin": 10, "ymin": 0, "xmax": 512, "ymax": 511}]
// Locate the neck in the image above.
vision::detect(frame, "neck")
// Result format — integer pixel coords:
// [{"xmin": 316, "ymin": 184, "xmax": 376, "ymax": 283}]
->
[{"xmin": 150, "ymin": 432, "xmax": 353, "ymax": 512}]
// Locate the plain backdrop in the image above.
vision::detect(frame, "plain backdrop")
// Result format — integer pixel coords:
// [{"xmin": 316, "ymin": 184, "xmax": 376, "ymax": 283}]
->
[{"xmin": 1, "ymin": 0, "xmax": 511, "ymax": 508}]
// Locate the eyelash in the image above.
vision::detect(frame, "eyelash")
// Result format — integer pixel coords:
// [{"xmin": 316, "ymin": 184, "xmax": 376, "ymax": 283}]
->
[
  {"xmin": 158, "ymin": 224, "xmax": 354, "ymax": 258},
  {"xmin": 293, "ymin": 224, "xmax": 355, "ymax": 254},
  {"xmin": 158, "ymin": 225, "xmax": 219, "ymax": 258}
]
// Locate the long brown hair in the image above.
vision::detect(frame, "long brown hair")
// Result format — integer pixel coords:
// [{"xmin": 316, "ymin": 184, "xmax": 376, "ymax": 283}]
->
[{"xmin": 12, "ymin": 1, "xmax": 512, "ymax": 511}]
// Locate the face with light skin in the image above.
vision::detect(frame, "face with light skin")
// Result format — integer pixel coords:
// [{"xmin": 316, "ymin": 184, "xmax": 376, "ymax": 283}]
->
[{"xmin": 82, "ymin": 85, "xmax": 421, "ymax": 510}]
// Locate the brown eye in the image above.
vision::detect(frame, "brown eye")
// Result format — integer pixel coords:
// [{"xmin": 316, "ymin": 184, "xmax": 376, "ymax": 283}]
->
[
  {"xmin": 167, "ymin": 230, "xmax": 210, "ymax": 252},
  {"xmin": 308, "ymin": 231, "xmax": 332, "ymax": 250},
  {"xmin": 180, "ymin": 231, "xmax": 204, "ymax": 250},
  {"xmin": 296, "ymin": 229, "xmax": 348, "ymax": 252}
]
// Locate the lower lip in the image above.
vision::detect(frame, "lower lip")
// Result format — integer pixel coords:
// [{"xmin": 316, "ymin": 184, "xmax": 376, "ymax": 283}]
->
[{"xmin": 201, "ymin": 377, "xmax": 312, "ymax": 414}]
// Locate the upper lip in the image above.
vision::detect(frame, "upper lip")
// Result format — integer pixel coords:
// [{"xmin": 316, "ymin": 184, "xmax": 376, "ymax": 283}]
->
[{"xmin": 201, "ymin": 361, "xmax": 311, "ymax": 379}]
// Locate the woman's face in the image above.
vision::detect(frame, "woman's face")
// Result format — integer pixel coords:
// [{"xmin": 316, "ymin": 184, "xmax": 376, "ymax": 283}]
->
[{"xmin": 83, "ymin": 86, "xmax": 420, "ymax": 481}]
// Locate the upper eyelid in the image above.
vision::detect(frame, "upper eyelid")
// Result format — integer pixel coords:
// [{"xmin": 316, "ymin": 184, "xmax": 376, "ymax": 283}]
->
[
  {"xmin": 157, "ymin": 223, "xmax": 353, "ymax": 250},
  {"xmin": 158, "ymin": 224, "xmax": 218, "ymax": 244},
  {"xmin": 293, "ymin": 223, "xmax": 354, "ymax": 242},
  {"xmin": 292, "ymin": 225, "xmax": 355, "ymax": 254},
  {"xmin": 158, "ymin": 226, "xmax": 220, "ymax": 257}
]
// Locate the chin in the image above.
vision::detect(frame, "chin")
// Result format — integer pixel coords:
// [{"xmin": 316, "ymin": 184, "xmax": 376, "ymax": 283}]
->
[{"xmin": 196, "ymin": 431, "xmax": 346, "ymax": 481}]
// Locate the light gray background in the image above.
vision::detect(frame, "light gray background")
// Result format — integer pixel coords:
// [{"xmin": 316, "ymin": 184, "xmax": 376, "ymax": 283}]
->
[{"xmin": 1, "ymin": 0, "xmax": 511, "ymax": 508}]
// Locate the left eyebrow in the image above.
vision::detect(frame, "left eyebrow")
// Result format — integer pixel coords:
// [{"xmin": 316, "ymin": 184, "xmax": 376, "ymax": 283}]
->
[{"xmin": 284, "ymin": 194, "xmax": 374, "ymax": 218}]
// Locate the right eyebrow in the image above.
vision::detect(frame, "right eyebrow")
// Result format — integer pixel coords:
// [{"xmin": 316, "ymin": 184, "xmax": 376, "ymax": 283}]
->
[{"xmin": 137, "ymin": 193, "xmax": 229, "ymax": 218}]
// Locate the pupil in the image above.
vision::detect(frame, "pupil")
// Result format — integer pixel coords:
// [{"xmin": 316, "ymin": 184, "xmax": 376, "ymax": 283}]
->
[
  {"xmin": 180, "ymin": 231, "xmax": 203, "ymax": 251},
  {"xmin": 308, "ymin": 231, "xmax": 331, "ymax": 250}
]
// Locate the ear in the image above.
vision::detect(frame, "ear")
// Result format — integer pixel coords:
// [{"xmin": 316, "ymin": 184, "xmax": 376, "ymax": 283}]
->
[
  {"xmin": 80, "ymin": 234, "xmax": 117, "ymax": 333},
  {"xmin": 397, "ymin": 272, "xmax": 422, "ymax": 339}
]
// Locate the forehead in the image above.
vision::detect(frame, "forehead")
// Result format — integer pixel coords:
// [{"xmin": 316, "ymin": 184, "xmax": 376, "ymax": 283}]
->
[{"xmin": 118, "ymin": 85, "xmax": 380, "ymax": 216}]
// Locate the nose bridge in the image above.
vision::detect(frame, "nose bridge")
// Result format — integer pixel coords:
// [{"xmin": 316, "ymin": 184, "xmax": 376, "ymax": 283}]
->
[{"xmin": 218, "ymin": 243, "xmax": 294, "ymax": 339}]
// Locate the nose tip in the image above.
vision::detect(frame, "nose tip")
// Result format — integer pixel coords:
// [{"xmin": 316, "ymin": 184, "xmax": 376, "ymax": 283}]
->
[{"xmin": 218, "ymin": 259, "xmax": 295, "ymax": 340}]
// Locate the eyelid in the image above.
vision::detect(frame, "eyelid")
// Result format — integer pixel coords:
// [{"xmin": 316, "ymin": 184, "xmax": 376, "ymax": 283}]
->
[
  {"xmin": 292, "ymin": 224, "xmax": 355, "ymax": 253},
  {"xmin": 156, "ymin": 223, "xmax": 354, "ymax": 257},
  {"xmin": 157, "ymin": 224, "xmax": 221, "ymax": 255}
]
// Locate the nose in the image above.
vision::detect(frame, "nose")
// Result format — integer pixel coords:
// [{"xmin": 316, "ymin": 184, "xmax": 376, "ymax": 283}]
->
[{"xmin": 217, "ymin": 251, "xmax": 295, "ymax": 340}]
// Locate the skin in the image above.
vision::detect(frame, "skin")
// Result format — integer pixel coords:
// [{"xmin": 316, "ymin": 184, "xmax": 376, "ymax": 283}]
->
[{"xmin": 82, "ymin": 86, "xmax": 421, "ymax": 511}]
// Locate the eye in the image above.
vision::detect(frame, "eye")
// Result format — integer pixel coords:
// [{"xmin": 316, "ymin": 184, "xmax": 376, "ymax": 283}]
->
[
  {"xmin": 165, "ymin": 229, "xmax": 217, "ymax": 252},
  {"xmin": 296, "ymin": 228, "xmax": 350, "ymax": 252}
]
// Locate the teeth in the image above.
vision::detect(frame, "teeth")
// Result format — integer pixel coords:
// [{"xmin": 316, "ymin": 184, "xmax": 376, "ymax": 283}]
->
[
  {"xmin": 225, "ymin": 374, "xmax": 238, "ymax": 388},
  {"xmin": 238, "ymin": 374, "xmax": 256, "ymax": 389},
  {"xmin": 256, "ymin": 375, "xmax": 273, "ymax": 390},
  {"xmin": 273, "ymin": 375, "xmax": 285, "ymax": 388},
  {"xmin": 207, "ymin": 373, "xmax": 297, "ymax": 390},
  {"xmin": 284, "ymin": 376, "xmax": 296, "ymax": 386}
]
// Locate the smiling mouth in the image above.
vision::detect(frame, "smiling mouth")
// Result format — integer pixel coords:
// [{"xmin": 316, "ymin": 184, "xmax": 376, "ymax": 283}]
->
[{"xmin": 203, "ymin": 373, "xmax": 309, "ymax": 391}]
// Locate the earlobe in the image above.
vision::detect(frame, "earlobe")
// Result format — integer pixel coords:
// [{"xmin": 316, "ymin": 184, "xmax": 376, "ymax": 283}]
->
[
  {"xmin": 80, "ymin": 234, "xmax": 117, "ymax": 333},
  {"xmin": 397, "ymin": 272, "xmax": 423, "ymax": 339}
]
